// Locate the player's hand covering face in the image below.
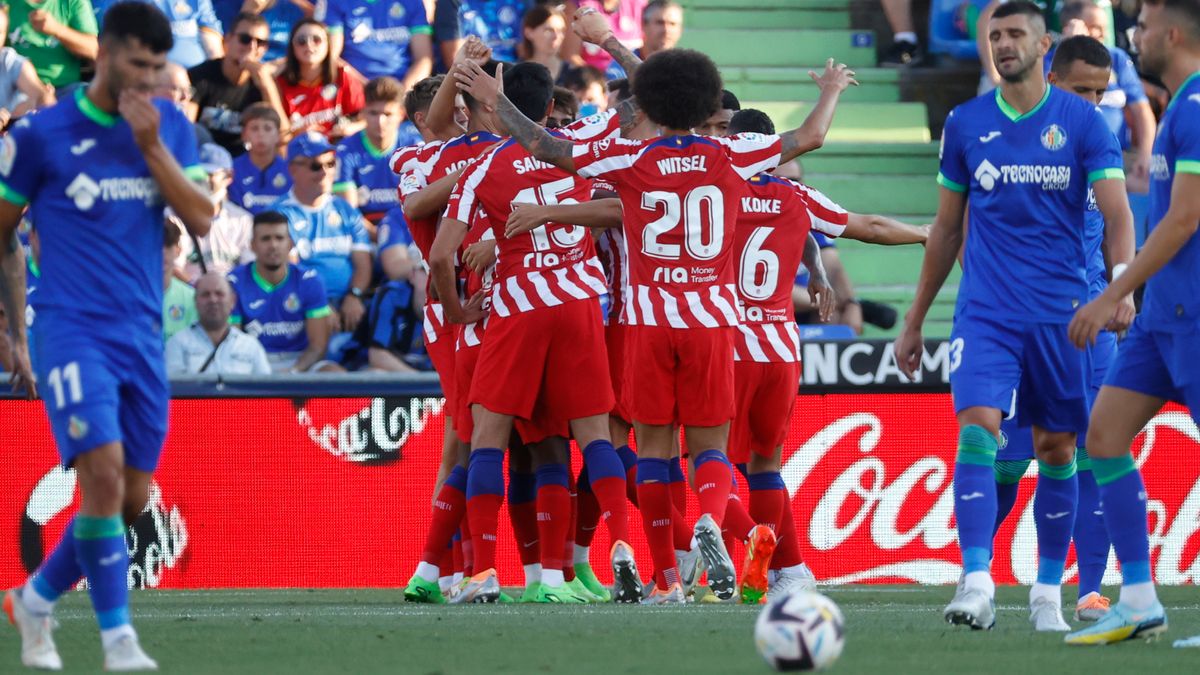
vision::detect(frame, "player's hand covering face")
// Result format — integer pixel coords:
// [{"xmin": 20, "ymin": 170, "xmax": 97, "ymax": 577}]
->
[
  {"xmin": 454, "ymin": 60, "xmax": 503, "ymax": 114},
  {"xmin": 119, "ymin": 90, "xmax": 163, "ymax": 151}
]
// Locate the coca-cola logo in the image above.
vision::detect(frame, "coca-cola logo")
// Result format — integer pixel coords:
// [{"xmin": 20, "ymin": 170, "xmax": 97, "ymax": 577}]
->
[
  {"xmin": 783, "ymin": 405, "xmax": 1200, "ymax": 586},
  {"xmin": 19, "ymin": 468, "xmax": 187, "ymax": 590},
  {"xmin": 295, "ymin": 397, "xmax": 445, "ymax": 464}
]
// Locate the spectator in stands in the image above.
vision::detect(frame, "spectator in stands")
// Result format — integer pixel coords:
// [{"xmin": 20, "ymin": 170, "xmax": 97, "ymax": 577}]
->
[
  {"xmin": 452, "ymin": 0, "xmax": 530, "ymax": 64},
  {"xmin": 273, "ymin": 132, "xmax": 371, "ymax": 331},
  {"xmin": 163, "ymin": 220, "xmax": 199, "ymax": 343},
  {"xmin": 335, "ymin": 76, "xmax": 407, "ymax": 229},
  {"xmin": 6, "ymin": 0, "xmax": 98, "ymax": 89},
  {"xmin": 548, "ymin": 85, "xmax": 578, "ymax": 128},
  {"xmin": 242, "ymin": 0, "xmax": 311, "ymax": 61},
  {"xmin": 276, "ymin": 19, "xmax": 365, "ymax": 141},
  {"xmin": 879, "ymin": 0, "xmax": 921, "ymax": 66},
  {"xmin": 147, "ymin": 0, "xmax": 225, "ymax": 68},
  {"xmin": 563, "ymin": 0, "xmax": 645, "ymax": 72},
  {"xmin": 695, "ymin": 88, "xmax": 740, "ymax": 137},
  {"xmin": 519, "ymin": 4, "xmax": 573, "ymax": 84},
  {"xmin": 212, "ymin": 0, "xmax": 241, "ymax": 29},
  {"xmin": 361, "ymin": 207, "xmax": 422, "ymax": 371},
  {"xmin": 154, "ymin": 62, "xmax": 215, "ymax": 149},
  {"xmin": 230, "ymin": 103, "xmax": 293, "ymax": 214},
  {"xmin": 189, "ymin": 12, "xmax": 288, "ymax": 156},
  {"xmin": 605, "ymin": 0, "xmax": 682, "ymax": 78},
  {"xmin": 319, "ymin": 0, "xmax": 433, "ymax": 91},
  {"xmin": 166, "ymin": 272, "xmax": 271, "ymax": 375},
  {"xmin": 0, "ymin": 7, "xmax": 56, "ymax": 123},
  {"xmin": 561, "ymin": 65, "xmax": 606, "ymax": 117},
  {"xmin": 178, "ymin": 144, "xmax": 255, "ymax": 281},
  {"xmin": 1052, "ymin": 0, "xmax": 1155, "ymax": 190},
  {"xmin": 229, "ymin": 211, "xmax": 341, "ymax": 372}
]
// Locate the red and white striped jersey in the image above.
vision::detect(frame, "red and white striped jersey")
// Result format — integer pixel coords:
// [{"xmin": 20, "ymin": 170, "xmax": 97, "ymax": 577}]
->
[
  {"xmin": 732, "ymin": 173, "xmax": 848, "ymax": 363},
  {"xmin": 790, "ymin": 180, "xmax": 850, "ymax": 239},
  {"xmin": 596, "ymin": 227, "xmax": 627, "ymax": 325},
  {"xmin": 572, "ymin": 133, "xmax": 782, "ymax": 328},
  {"xmin": 390, "ymin": 140, "xmax": 442, "ymax": 177},
  {"xmin": 560, "ymin": 108, "xmax": 622, "ymax": 143},
  {"xmin": 446, "ymin": 139, "xmax": 608, "ymax": 317},
  {"xmin": 457, "ymin": 216, "xmax": 497, "ymax": 349}
]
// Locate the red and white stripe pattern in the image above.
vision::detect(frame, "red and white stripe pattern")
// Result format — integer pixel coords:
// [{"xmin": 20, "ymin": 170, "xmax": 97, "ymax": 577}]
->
[
  {"xmin": 735, "ymin": 322, "xmax": 802, "ymax": 363},
  {"xmin": 423, "ymin": 301, "xmax": 448, "ymax": 344},
  {"xmin": 597, "ymin": 228, "xmax": 627, "ymax": 325},
  {"xmin": 561, "ymin": 108, "xmax": 621, "ymax": 143},
  {"xmin": 489, "ymin": 257, "xmax": 609, "ymax": 318},
  {"xmin": 621, "ymin": 281, "xmax": 743, "ymax": 328},
  {"xmin": 458, "ymin": 227, "xmax": 496, "ymax": 348},
  {"xmin": 390, "ymin": 141, "xmax": 443, "ymax": 178},
  {"xmin": 790, "ymin": 180, "xmax": 849, "ymax": 237}
]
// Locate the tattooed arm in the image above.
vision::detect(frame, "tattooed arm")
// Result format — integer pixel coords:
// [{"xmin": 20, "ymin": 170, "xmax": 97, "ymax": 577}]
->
[{"xmin": 777, "ymin": 59, "xmax": 858, "ymax": 164}]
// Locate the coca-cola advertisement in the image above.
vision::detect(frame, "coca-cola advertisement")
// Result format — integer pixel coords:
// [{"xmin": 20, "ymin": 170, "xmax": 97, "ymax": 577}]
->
[{"xmin": 0, "ymin": 394, "xmax": 1197, "ymax": 588}]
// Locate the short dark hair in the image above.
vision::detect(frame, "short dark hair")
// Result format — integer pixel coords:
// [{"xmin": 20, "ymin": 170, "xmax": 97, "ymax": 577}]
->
[
  {"xmin": 253, "ymin": 210, "xmax": 290, "ymax": 232},
  {"xmin": 727, "ymin": 108, "xmax": 774, "ymax": 136},
  {"xmin": 365, "ymin": 76, "xmax": 405, "ymax": 105},
  {"xmin": 1058, "ymin": 0, "xmax": 1098, "ymax": 25},
  {"xmin": 100, "ymin": 1, "xmax": 174, "ymax": 54},
  {"xmin": 991, "ymin": 0, "xmax": 1047, "ymax": 34},
  {"xmin": 282, "ymin": 20, "xmax": 336, "ymax": 86},
  {"xmin": 405, "ymin": 75, "xmax": 443, "ymax": 120},
  {"xmin": 227, "ymin": 11, "xmax": 268, "ymax": 36},
  {"xmin": 461, "ymin": 60, "xmax": 502, "ymax": 112},
  {"xmin": 562, "ymin": 65, "xmax": 605, "ymax": 94},
  {"xmin": 721, "ymin": 89, "xmax": 741, "ymax": 112},
  {"xmin": 503, "ymin": 61, "xmax": 555, "ymax": 123},
  {"xmin": 1050, "ymin": 35, "xmax": 1112, "ymax": 77},
  {"xmin": 1144, "ymin": 0, "xmax": 1200, "ymax": 41},
  {"xmin": 552, "ymin": 86, "xmax": 579, "ymax": 119},
  {"xmin": 634, "ymin": 49, "xmax": 722, "ymax": 130},
  {"xmin": 607, "ymin": 77, "xmax": 632, "ymax": 103},
  {"xmin": 241, "ymin": 102, "xmax": 281, "ymax": 129},
  {"xmin": 643, "ymin": 0, "xmax": 682, "ymax": 23},
  {"xmin": 164, "ymin": 217, "xmax": 183, "ymax": 248}
]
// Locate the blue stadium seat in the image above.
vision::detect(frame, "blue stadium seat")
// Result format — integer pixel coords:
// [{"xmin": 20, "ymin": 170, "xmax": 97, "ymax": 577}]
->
[
  {"xmin": 928, "ymin": 0, "xmax": 983, "ymax": 59},
  {"xmin": 799, "ymin": 324, "xmax": 857, "ymax": 340}
]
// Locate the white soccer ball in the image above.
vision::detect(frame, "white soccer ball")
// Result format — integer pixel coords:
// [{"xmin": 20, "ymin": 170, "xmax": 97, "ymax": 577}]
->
[{"xmin": 754, "ymin": 590, "xmax": 845, "ymax": 671}]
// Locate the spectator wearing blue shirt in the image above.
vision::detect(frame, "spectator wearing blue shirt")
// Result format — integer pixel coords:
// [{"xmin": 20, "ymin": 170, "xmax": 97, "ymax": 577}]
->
[
  {"xmin": 318, "ymin": 0, "xmax": 433, "ymax": 92},
  {"xmin": 93, "ymin": 0, "xmax": 224, "ymax": 67},
  {"xmin": 242, "ymin": 0, "xmax": 311, "ymax": 60},
  {"xmin": 272, "ymin": 131, "xmax": 371, "ymax": 332},
  {"xmin": 334, "ymin": 76, "xmax": 406, "ymax": 230},
  {"xmin": 457, "ymin": 0, "xmax": 529, "ymax": 63},
  {"xmin": 230, "ymin": 102, "xmax": 293, "ymax": 213}
]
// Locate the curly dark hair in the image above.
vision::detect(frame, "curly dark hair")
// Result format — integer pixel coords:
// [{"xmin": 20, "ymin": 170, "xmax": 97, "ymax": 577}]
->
[{"xmin": 633, "ymin": 49, "xmax": 722, "ymax": 131}]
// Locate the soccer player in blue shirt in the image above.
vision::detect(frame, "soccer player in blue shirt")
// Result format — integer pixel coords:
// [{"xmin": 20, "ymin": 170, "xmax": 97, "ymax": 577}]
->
[
  {"xmin": 272, "ymin": 132, "xmax": 372, "ymax": 331},
  {"xmin": 319, "ymin": 0, "xmax": 433, "ymax": 90},
  {"xmin": 1064, "ymin": 0, "xmax": 1200, "ymax": 647},
  {"xmin": 0, "ymin": 3, "xmax": 214, "ymax": 670},
  {"xmin": 990, "ymin": 35, "xmax": 1126, "ymax": 626},
  {"xmin": 334, "ymin": 76, "xmax": 407, "ymax": 228},
  {"xmin": 895, "ymin": 0, "xmax": 1136, "ymax": 632}
]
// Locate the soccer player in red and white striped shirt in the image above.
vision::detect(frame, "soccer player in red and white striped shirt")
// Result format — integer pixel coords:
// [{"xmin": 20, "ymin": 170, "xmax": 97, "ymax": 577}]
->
[
  {"xmin": 431, "ymin": 61, "xmax": 645, "ymax": 604},
  {"xmin": 456, "ymin": 40, "xmax": 858, "ymax": 601}
]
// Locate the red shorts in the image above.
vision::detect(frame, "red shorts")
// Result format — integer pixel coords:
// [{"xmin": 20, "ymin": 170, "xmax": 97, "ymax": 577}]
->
[
  {"xmin": 469, "ymin": 298, "xmax": 613, "ymax": 442},
  {"xmin": 625, "ymin": 325, "xmax": 735, "ymax": 427},
  {"xmin": 425, "ymin": 307, "xmax": 459, "ymax": 415},
  {"xmin": 454, "ymin": 343, "xmax": 481, "ymax": 444},
  {"xmin": 606, "ymin": 322, "xmax": 631, "ymax": 423},
  {"xmin": 727, "ymin": 360, "xmax": 800, "ymax": 464}
]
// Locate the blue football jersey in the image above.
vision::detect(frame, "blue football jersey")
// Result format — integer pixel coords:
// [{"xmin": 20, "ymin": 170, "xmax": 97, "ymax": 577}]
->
[
  {"xmin": 378, "ymin": 206, "xmax": 416, "ymax": 255},
  {"xmin": 458, "ymin": 0, "xmax": 528, "ymax": 63},
  {"xmin": 1141, "ymin": 71, "xmax": 1200, "ymax": 332},
  {"xmin": 1084, "ymin": 188, "xmax": 1106, "ymax": 299},
  {"xmin": 335, "ymin": 131, "xmax": 402, "ymax": 222},
  {"xmin": 271, "ymin": 192, "xmax": 371, "ymax": 301},
  {"xmin": 0, "ymin": 90, "xmax": 203, "ymax": 324},
  {"xmin": 228, "ymin": 262, "xmax": 331, "ymax": 353},
  {"xmin": 937, "ymin": 86, "xmax": 1124, "ymax": 321},
  {"xmin": 230, "ymin": 152, "xmax": 292, "ymax": 215},
  {"xmin": 317, "ymin": 0, "xmax": 432, "ymax": 81}
]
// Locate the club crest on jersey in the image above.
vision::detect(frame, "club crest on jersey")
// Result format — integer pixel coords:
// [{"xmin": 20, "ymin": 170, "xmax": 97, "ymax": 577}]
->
[
  {"xmin": 390, "ymin": 2, "xmax": 404, "ymax": 18},
  {"xmin": 168, "ymin": 304, "xmax": 185, "ymax": 321},
  {"xmin": 1040, "ymin": 124, "xmax": 1067, "ymax": 151},
  {"xmin": 322, "ymin": 84, "xmax": 338, "ymax": 101},
  {"xmin": 68, "ymin": 415, "xmax": 89, "ymax": 441},
  {"xmin": 272, "ymin": 173, "xmax": 288, "ymax": 188},
  {"xmin": 285, "ymin": 293, "xmax": 301, "ymax": 313}
]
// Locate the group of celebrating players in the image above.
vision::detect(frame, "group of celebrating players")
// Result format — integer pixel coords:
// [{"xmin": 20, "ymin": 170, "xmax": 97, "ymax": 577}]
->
[{"xmin": 2, "ymin": 0, "xmax": 1200, "ymax": 670}]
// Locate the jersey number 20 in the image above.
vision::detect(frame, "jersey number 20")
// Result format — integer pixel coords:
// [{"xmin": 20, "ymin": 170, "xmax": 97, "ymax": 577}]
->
[{"xmin": 640, "ymin": 186, "xmax": 724, "ymax": 261}]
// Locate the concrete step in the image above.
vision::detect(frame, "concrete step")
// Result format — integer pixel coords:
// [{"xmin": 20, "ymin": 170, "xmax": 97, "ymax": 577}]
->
[
  {"xmin": 724, "ymin": 67, "xmax": 900, "ymax": 103},
  {"xmin": 678, "ymin": 28, "xmax": 876, "ymax": 68},
  {"xmin": 687, "ymin": 7, "xmax": 849, "ymax": 30},
  {"xmin": 803, "ymin": 173, "xmax": 938, "ymax": 216},
  {"xmin": 744, "ymin": 101, "xmax": 931, "ymax": 143},
  {"xmin": 799, "ymin": 141, "xmax": 939, "ymax": 175}
]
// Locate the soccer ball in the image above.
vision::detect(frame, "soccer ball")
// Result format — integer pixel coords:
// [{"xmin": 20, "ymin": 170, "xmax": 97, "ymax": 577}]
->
[{"xmin": 754, "ymin": 590, "xmax": 845, "ymax": 671}]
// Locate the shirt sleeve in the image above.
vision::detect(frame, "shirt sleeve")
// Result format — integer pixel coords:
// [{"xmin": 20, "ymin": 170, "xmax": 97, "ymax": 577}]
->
[
  {"xmin": 379, "ymin": 208, "xmax": 414, "ymax": 251},
  {"xmin": 227, "ymin": 272, "xmax": 243, "ymax": 323},
  {"xmin": 1175, "ymin": 98, "xmax": 1200, "ymax": 174},
  {"xmin": 793, "ymin": 182, "xmax": 849, "ymax": 238},
  {"xmin": 1080, "ymin": 105, "xmax": 1125, "ymax": 183},
  {"xmin": 572, "ymin": 137, "xmax": 641, "ymax": 180},
  {"xmin": 161, "ymin": 102, "xmax": 205, "ymax": 180},
  {"xmin": 0, "ymin": 120, "xmax": 41, "ymax": 206},
  {"xmin": 341, "ymin": 73, "xmax": 366, "ymax": 117},
  {"xmin": 70, "ymin": 0, "xmax": 100, "ymax": 34},
  {"xmin": 346, "ymin": 204, "xmax": 371, "ymax": 251},
  {"xmin": 937, "ymin": 109, "xmax": 969, "ymax": 192},
  {"xmin": 406, "ymin": 0, "xmax": 432, "ymax": 32},
  {"xmin": 300, "ymin": 270, "xmax": 334, "ymax": 318},
  {"xmin": 196, "ymin": 0, "xmax": 222, "ymax": 32},
  {"xmin": 444, "ymin": 150, "xmax": 490, "ymax": 223},
  {"xmin": 164, "ymin": 333, "xmax": 188, "ymax": 374},
  {"xmin": 1114, "ymin": 49, "xmax": 1148, "ymax": 105},
  {"xmin": 716, "ymin": 133, "xmax": 783, "ymax": 180},
  {"xmin": 562, "ymin": 108, "xmax": 620, "ymax": 142}
]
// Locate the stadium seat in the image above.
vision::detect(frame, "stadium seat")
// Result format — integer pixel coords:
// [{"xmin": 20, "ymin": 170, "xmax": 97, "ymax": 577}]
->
[{"xmin": 927, "ymin": 0, "xmax": 983, "ymax": 60}]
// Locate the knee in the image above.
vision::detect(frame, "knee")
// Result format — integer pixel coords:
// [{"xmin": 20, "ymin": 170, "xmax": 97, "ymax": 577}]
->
[
  {"xmin": 1034, "ymin": 444, "xmax": 1075, "ymax": 466},
  {"xmin": 77, "ymin": 463, "xmax": 125, "ymax": 513},
  {"xmin": 747, "ymin": 452, "xmax": 780, "ymax": 474},
  {"xmin": 1084, "ymin": 422, "xmax": 1126, "ymax": 459}
]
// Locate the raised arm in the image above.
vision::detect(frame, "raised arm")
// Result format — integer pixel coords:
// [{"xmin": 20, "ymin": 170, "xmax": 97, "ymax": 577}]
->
[
  {"xmin": 427, "ymin": 37, "xmax": 492, "ymax": 140},
  {"xmin": 842, "ymin": 214, "xmax": 931, "ymax": 245},
  {"xmin": 453, "ymin": 61, "xmax": 579, "ymax": 173},
  {"xmin": 894, "ymin": 187, "xmax": 967, "ymax": 378},
  {"xmin": 777, "ymin": 59, "xmax": 858, "ymax": 164}
]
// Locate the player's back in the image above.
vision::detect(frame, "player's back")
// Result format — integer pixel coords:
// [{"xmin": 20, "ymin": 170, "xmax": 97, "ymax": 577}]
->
[
  {"xmin": 938, "ymin": 87, "xmax": 1123, "ymax": 322},
  {"xmin": 1, "ymin": 91, "xmax": 201, "ymax": 326},
  {"xmin": 402, "ymin": 132, "xmax": 499, "ymax": 262},
  {"xmin": 448, "ymin": 139, "xmax": 606, "ymax": 315}
]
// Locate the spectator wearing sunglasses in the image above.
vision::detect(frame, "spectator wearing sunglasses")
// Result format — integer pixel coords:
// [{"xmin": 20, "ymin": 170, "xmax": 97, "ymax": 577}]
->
[
  {"xmin": 277, "ymin": 19, "xmax": 365, "ymax": 141},
  {"xmin": 271, "ymin": 132, "xmax": 372, "ymax": 333},
  {"xmin": 188, "ymin": 12, "xmax": 288, "ymax": 156}
]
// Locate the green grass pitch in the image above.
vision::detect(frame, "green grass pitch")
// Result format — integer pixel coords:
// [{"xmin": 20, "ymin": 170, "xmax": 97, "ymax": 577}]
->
[{"xmin": 3, "ymin": 586, "xmax": 1198, "ymax": 673}]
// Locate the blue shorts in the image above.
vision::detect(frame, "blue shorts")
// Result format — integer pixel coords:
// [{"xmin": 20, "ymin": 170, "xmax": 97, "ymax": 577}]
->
[
  {"xmin": 949, "ymin": 314, "xmax": 1090, "ymax": 433},
  {"xmin": 1105, "ymin": 318, "xmax": 1200, "ymax": 424},
  {"xmin": 34, "ymin": 312, "xmax": 169, "ymax": 472}
]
